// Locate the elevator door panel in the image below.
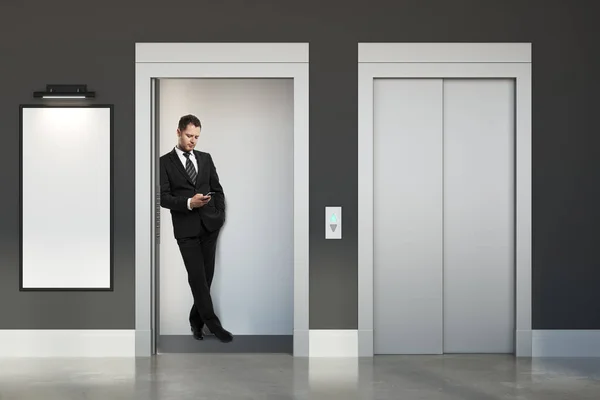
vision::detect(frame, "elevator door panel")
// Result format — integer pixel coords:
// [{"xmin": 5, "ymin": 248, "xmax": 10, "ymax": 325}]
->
[
  {"xmin": 373, "ymin": 79, "xmax": 444, "ymax": 354},
  {"xmin": 442, "ymin": 79, "xmax": 515, "ymax": 353},
  {"xmin": 372, "ymin": 78, "xmax": 515, "ymax": 355}
]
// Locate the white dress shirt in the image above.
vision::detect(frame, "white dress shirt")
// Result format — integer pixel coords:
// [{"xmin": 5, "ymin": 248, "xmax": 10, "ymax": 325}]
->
[{"xmin": 174, "ymin": 146, "xmax": 198, "ymax": 211}]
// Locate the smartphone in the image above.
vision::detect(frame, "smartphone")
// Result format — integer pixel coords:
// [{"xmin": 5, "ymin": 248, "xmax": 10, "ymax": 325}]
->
[{"xmin": 204, "ymin": 192, "xmax": 215, "ymax": 197}]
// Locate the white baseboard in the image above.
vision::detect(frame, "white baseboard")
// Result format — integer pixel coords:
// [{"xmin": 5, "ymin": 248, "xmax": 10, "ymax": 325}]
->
[
  {"xmin": 0, "ymin": 330, "xmax": 135, "ymax": 357},
  {"xmin": 309, "ymin": 329, "xmax": 600, "ymax": 358},
  {"xmin": 532, "ymin": 330, "xmax": 600, "ymax": 357},
  {"xmin": 3, "ymin": 329, "xmax": 595, "ymax": 358},
  {"xmin": 309, "ymin": 330, "xmax": 358, "ymax": 357}
]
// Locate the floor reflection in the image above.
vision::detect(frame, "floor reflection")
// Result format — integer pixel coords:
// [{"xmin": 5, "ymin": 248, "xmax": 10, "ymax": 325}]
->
[
  {"xmin": 0, "ymin": 354, "xmax": 599, "ymax": 400},
  {"xmin": 308, "ymin": 358, "xmax": 361, "ymax": 399}
]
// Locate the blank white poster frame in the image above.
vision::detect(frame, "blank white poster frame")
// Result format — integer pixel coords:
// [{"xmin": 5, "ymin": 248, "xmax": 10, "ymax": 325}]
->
[
  {"xmin": 19, "ymin": 104, "xmax": 114, "ymax": 291},
  {"xmin": 358, "ymin": 43, "xmax": 532, "ymax": 357},
  {"xmin": 134, "ymin": 43, "xmax": 310, "ymax": 357}
]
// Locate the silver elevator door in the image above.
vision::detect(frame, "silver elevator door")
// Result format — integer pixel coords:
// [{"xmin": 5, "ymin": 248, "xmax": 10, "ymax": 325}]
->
[{"xmin": 373, "ymin": 78, "xmax": 515, "ymax": 355}]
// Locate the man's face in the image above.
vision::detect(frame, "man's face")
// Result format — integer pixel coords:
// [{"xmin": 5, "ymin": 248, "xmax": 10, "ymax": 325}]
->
[{"xmin": 177, "ymin": 124, "xmax": 201, "ymax": 152}]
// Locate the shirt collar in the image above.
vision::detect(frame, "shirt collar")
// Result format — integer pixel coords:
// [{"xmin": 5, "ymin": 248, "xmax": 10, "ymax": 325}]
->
[{"xmin": 174, "ymin": 145, "xmax": 192, "ymax": 158}]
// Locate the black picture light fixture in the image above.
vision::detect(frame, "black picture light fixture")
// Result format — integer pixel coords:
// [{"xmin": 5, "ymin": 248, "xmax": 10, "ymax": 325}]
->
[{"xmin": 33, "ymin": 84, "xmax": 95, "ymax": 99}]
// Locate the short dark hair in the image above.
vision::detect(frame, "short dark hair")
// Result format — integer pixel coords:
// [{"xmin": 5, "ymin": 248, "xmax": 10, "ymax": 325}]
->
[{"xmin": 178, "ymin": 114, "xmax": 201, "ymax": 131}]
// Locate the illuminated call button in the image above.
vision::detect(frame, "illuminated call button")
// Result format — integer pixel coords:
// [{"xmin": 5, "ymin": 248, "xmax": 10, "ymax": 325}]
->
[
  {"xmin": 325, "ymin": 207, "xmax": 342, "ymax": 239},
  {"xmin": 330, "ymin": 213, "xmax": 338, "ymax": 232}
]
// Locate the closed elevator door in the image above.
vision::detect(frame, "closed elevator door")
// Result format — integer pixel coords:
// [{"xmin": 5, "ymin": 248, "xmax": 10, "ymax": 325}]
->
[{"xmin": 373, "ymin": 78, "xmax": 515, "ymax": 355}]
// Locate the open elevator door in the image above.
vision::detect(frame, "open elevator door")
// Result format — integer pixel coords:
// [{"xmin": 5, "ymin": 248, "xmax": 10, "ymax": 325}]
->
[{"xmin": 151, "ymin": 77, "xmax": 295, "ymax": 354}]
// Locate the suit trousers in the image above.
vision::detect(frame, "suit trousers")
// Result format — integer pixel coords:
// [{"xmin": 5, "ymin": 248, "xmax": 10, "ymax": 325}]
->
[{"xmin": 176, "ymin": 222, "xmax": 222, "ymax": 332}]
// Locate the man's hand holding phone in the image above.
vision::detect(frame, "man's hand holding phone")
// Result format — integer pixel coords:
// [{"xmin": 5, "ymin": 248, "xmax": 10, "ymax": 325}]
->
[{"xmin": 190, "ymin": 192, "xmax": 213, "ymax": 208}]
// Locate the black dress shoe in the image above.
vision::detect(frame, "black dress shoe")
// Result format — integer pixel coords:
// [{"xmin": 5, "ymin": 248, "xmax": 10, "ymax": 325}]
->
[
  {"xmin": 191, "ymin": 327, "xmax": 204, "ymax": 340},
  {"xmin": 212, "ymin": 327, "xmax": 233, "ymax": 343}
]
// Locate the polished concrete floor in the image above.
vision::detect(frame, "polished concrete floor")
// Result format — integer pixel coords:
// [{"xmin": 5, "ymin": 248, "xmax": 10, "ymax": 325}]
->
[{"xmin": 1, "ymin": 354, "xmax": 599, "ymax": 399}]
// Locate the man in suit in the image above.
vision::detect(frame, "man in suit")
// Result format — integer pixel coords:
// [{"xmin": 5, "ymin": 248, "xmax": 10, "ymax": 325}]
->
[{"xmin": 160, "ymin": 114, "xmax": 233, "ymax": 343}]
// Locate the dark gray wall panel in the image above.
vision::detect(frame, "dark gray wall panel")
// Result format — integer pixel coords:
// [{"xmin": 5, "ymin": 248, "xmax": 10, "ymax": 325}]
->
[{"xmin": 0, "ymin": 0, "xmax": 598, "ymax": 330}]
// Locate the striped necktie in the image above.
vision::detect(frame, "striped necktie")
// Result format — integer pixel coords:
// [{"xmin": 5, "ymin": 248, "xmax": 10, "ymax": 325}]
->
[{"xmin": 182, "ymin": 152, "xmax": 197, "ymax": 183}]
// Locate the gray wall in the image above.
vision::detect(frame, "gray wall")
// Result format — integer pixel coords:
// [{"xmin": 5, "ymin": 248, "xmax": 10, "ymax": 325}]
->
[{"xmin": 0, "ymin": 0, "xmax": 598, "ymax": 330}]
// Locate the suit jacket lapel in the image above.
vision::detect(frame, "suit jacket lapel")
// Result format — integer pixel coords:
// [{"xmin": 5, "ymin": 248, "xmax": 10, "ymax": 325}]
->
[
  {"xmin": 169, "ymin": 149, "xmax": 195, "ymax": 186},
  {"xmin": 193, "ymin": 151, "xmax": 203, "ymax": 188}
]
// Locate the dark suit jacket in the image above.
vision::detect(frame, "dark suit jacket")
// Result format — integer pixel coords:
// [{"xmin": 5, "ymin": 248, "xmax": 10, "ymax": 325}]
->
[{"xmin": 160, "ymin": 148, "xmax": 225, "ymax": 238}]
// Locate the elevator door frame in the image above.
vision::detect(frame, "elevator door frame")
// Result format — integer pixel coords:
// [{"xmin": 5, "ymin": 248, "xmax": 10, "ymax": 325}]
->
[
  {"xmin": 134, "ymin": 43, "xmax": 310, "ymax": 357},
  {"xmin": 357, "ymin": 43, "xmax": 532, "ymax": 357}
]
